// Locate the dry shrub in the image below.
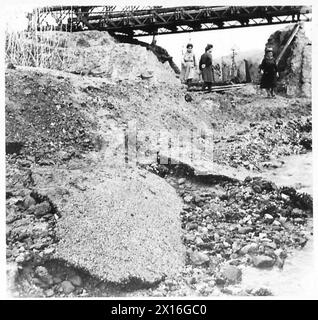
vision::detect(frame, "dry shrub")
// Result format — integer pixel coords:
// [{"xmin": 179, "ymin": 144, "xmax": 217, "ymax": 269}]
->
[{"xmin": 5, "ymin": 28, "xmax": 72, "ymax": 70}]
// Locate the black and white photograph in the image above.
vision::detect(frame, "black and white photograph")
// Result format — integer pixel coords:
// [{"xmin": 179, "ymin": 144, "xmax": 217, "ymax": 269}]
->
[{"xmin": 2, "ymin": 0, "xmax": 316, "ymax": 303}]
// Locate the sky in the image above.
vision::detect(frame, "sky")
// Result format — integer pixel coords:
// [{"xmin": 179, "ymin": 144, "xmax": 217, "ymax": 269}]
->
[{"xmin": 144, "ymin": 22, "xmax": 312, "ymax": 66}]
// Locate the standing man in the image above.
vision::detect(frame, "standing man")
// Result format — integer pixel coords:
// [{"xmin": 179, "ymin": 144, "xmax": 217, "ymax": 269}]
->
[
  {"xmin": 259, "ymin": 47, "xmax": 279, "ymax": 97},
  {"xmin": 199, "ymin": 44, "xmax": 214, "ymax": 92}
]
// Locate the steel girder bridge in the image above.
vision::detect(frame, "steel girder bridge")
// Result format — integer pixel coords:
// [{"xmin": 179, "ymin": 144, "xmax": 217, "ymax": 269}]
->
[{"xmin": 30, "ymin": 5, "xmax": 312, "ymax": 37}]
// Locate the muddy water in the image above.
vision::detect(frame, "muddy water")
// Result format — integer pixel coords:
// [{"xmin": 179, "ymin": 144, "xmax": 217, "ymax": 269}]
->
[
  {"xmin": 239, "ymin": 236, "xmax": 315, "ymax": 297},
  {"xmin": 239, "ymin": 152, "xmax": 315, "ymax": 297},
  {"xmin": 261, "ymin": 152, "xmax": 312, "ymax": 195}
]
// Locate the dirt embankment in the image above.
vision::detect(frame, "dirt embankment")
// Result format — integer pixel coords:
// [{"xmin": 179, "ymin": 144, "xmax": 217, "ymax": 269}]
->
[
  {"xmin": 266, "ymin": 23, "xmax": 311, "ymax": 97},
  {"xmin": 5, "ymin": 29, "xmax": 312, "ymax": 297}
]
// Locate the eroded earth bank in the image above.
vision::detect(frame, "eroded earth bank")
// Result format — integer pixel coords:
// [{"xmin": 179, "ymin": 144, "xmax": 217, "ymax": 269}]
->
[{"xmin": 6, "ymin": 29, "xmax": 313, "ymax": 297}]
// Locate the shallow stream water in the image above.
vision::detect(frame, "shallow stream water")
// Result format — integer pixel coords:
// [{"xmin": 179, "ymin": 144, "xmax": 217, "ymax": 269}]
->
[
  {"xmin": 239, "ymin": 152, "xmax": 315, "ymax": 297},
  {"xmin": 239, "ymin": 235, "xmax": 315, "ymax": 297},
  {"xmin": 261, "ymin": 152, "xmax": 312, "ymax": 195}
]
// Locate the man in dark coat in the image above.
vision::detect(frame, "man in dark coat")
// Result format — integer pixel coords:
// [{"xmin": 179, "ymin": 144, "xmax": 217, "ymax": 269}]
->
[
  {"xmin": 199, "ymin": 44, "xmax": 214, "ymax": 91},
  {"xmin": 259, "ymin": 47, "xmax": 279, "ymax": 97}
]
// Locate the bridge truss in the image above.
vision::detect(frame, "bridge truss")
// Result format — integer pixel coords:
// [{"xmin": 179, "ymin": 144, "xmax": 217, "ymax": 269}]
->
[{"xmin": 29, "ymin": 5, "xmax": 312, "ymax": 37}]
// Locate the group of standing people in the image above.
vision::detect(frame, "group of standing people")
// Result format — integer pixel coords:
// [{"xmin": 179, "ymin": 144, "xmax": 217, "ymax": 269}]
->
[
  {"xmin": 180, "ymin": 42, "xmax": 279, "ymax": 97},
  {"xmin": 180, "ymin": 43, "xmax": 215, "ymax": 91}
]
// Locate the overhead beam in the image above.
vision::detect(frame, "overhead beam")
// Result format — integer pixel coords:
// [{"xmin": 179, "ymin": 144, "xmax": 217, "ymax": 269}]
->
[{"xmin": 31, "ymin": 5, "xmax": 312, "ymax": 37}]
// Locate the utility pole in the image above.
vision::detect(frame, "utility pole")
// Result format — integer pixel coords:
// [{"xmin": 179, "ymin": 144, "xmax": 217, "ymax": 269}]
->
[{"xmin": 230, "ymin": 47, "xmax": 238, "ymax": 79}]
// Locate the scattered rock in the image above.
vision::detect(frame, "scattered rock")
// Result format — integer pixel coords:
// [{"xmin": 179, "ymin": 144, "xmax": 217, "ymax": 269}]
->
[
  {"xmin": 183, "ymin": 234, "xmax": 195, "ymax": 242},
  {"xmin": 23, "ymin": 195, "xmax": 36, "ymax": 209},
  {"xmin": 251, "ymin": 287, "xmax": 273, "ymax": 296},
  {"xmin": 215, "ymin": 277, "xmax": 226, "ymax": 286},
  {"xmin": 263, "ymin": 241, "xmax": 277, "ymax": 250},
  {"xmin": 53, "ymin": 276, "xmax": 63, "ymax": 284},
  {"xmin": 252, "ymin": 255, "xmax": 276, "ymax": 268},
  {"xmin": 264, "ymin": 214, "xmax": 274, "ymax": 222},
  {"xmin": 34, "ymin": 266, "xmax": 54, "ymax": 285},
  {"xmin": 184, "ymin": 93, "xmax": 193, "ymax": 102},
  {"xmin": 291, "ymin": 208, "xmax": 304, "ymax": 217},
  {"xmin": 187, "ymin": 222, "xmax": 198, "ymax": 231},
  {"xmin": 44, "ymin": 289, "xmax": 55, "ymax": 297},
  {"xmin": 221, "ymin": 264, "xmax": 242, "ymax": 284},
  {"xmin": 183, "ymin": 195, "xmax": 193, "ymax": 203},
  {"xmin": 43, "ymin": 247, "xmax": 55, "ymax": 255},
  {"xmin": 240, "ymin": 243, "xmax": 258, "ymax": 255},
  {"xmin": 7, "ymin": 62, "xmax": 16, "ymax": 70},
  {"xmin": 178, "ymin": 178, "xmax": 186, "ymax": 185},
  {"xmin": 61, "ymin": 280, "xmax": 75, "ymax": 294},
  {"xmin": 69, "ymin": 275, "xmax": 83, "ymax": 287},
  {"xmin": 238, "ymin": 226, "xmax": 254, "ymax": 234},
  {"xmin": 33, "ymin": 201, "xmax": 52, "ymax": 217},
  {"xmin": 195, "ymin": 237, "xmax": 204, "ymax": 245},
  {"xmin": 188, "ymin": 250, "xmax": 210, "ymax": 266},
  {"xmin": 272, "ymin": 220, "xmax": 281, "ymax": 227},
  {"xmin": 15, "ymin": 254, "xmax": 25, "ymax": 264}
]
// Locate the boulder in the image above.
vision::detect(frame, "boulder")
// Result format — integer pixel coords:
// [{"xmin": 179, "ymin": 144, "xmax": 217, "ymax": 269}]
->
[
  {"xmin": 188, "ymin": 250, "xmax": 210, "ymax": 266},
  {"xmin": 252, "ymin": 255, "xmax": 276, "ymax": 268},
  {"xmin": 61, "ymin": 280, "xmax": 75, "ymax": 294},
  {"xmin": 23, "ymin": 195, "xmax": 36, "ymax": 209},
  {"xmin": 69, "ymin": 275, "xmax": 82, "ymax": 287},
  {"xmin": 238, "ymin": 226, "xmax": 254, "ymax": 234},
  {"xmin": 221, "ymin": 264, "xmax": 242, "ymax": 284},
  {"xmin": 34, "ymin": 266, "xmax": 54, "ymax": 285},
  {"xmin": 33, "ymin": 201, "xmax": 52, "ymax": 217},
  {"xmin": 240, "ymin": 243, "xmax": 258, "ymax": 255}
]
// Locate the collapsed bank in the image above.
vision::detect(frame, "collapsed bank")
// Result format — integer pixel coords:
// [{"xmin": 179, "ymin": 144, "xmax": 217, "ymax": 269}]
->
[{"xmin": 5, "ymin": 25, "xmax": 313, "ymax": 297}]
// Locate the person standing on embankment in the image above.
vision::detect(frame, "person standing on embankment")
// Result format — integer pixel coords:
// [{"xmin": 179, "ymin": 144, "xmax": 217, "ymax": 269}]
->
[
  {"xmin": 180, "ymin": 43, "xmax": 197, "ymax": 85},
  {"xmin": 259, "ymin": 47, "xmax": 279, "ymax": 97},
  {"xmin": 199, "ymin": 44, "xmax": 214, "ymax": 92}
]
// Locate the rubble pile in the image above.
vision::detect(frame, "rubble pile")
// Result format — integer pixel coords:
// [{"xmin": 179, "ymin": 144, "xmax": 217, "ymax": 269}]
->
[
  {"xmin": 5, "ymin": 69, "xmax": 96, "ymax": 165},
  {"xmin": 213, "ymin": 116, "xmax": 312, "ymax": 170},
  {"xmin": 6, "ymin": 182, "xmax": 59, "ymax": 267},
  {"xmin": 125, "ymin": 172, "xmax": 312, "ymax": 297}
]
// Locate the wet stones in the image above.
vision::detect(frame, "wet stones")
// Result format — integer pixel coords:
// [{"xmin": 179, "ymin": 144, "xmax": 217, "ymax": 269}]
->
[
  {"xmin": 23, "ymin": 195, "xmax": 36, "ymax": 210},
  {"xmin": 240, "ymin": 243, "xmax": 258, "ymax": 255},
  {"xmin": 221, "ymin": 264, "xmax": 242, "ymax": 284},
  {"xmin": 291, "ymin": 208, "xmax": 305, "ymax": 218},
  {"xmin": 183, "ymin": 195, "xmax": 193, "ymax": 203},
  {"xmin": 34, "ymin": 266, "xmax": 54, "ymax": 286},
  {"xmin": 187, "ymin": 223, "xmax": 198, "ymax": 231},
  {"xmin": 69, "ymin": 275, "xmax": 83, "ymax": 287},
  {"xmin": 33, "ymin": 201, "xmax": 52, "ymax": 218},
  {"xmin": 252, "ymin": 255, "xmax": 276, "ymax": 268},
  {"xmin": 44, "ymin": 289, "xmax": 55, "ymax": 297},
  {"xmin": 188, "ymin": 250, "xmax": 210, "ymax": 266},
  {"xmin": 6, "ymin": 188, "xmax": 58, "ymax": 275},
  {"xmin": 238, "ymin": 226, "xmax": 254, "ymax": 234},
  {"xmin": 184, "ymin": 93, "xmax": 193, "ymax": 102},
  {"xmin": 60, "ymin": 280, "xmax": 75, "ymax": 294}
]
